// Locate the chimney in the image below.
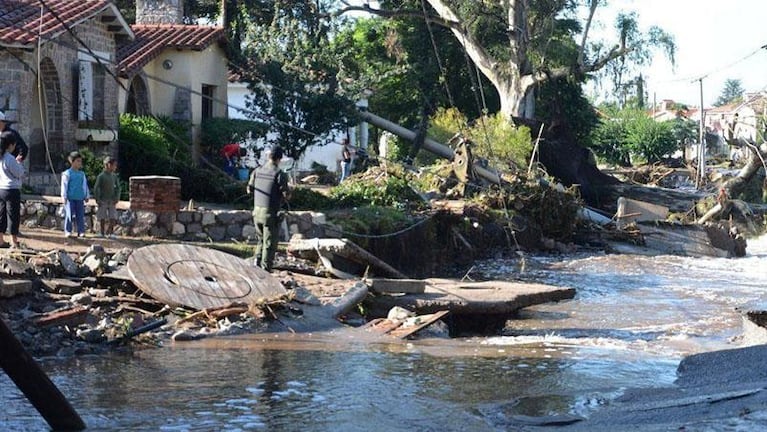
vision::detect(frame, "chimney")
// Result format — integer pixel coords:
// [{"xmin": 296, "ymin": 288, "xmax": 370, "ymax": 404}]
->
[{"xmin": 136, "ymin": 0, "xmax": 184, "ymax": 25}]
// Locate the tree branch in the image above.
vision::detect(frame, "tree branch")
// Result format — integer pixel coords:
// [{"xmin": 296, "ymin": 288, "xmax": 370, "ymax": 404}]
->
[{"xmin": 577, "ymin": 0, "xmax": 599, "ymax": 68}]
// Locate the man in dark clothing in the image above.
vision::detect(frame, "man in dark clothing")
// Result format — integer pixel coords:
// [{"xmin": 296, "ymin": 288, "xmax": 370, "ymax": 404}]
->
[
  {"xmin": 246, "ymin": 146, "xmax": 290, "ymax": 271},
  {"xmin": 0, "ymin": 111, "xmax": 28, "ymax": 162}
]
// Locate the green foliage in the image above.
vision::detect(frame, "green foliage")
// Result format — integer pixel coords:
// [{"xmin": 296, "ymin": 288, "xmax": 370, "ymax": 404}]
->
[
  {"xmin": 428, "ymin": 107, "xmax": 468, "ymax": 144},
  {"xmin": 471, "ymin": 114, "xmax": 532, "ymax": 169},
  {"xmin": 289, "ymin": 187, "xmax": 335, "ymax": 210},
  {"xmin": 238, "ymin": 1, "xmax": 357, "ymax": 162},
  {"xmin": 535, "ymin": 77, "xmax": 600, "ymax": 149},
  {"xmin": 715, "ymin": 78, "xmax": 745, "ymax": 107},
  {"xmin": 427, "ymin": 107, "xmax": 532, "ymax": 169},
  {"xmin": 329, "ymin": 168, "xmax": 424, "ymax": 209},
  {"xmin": 76, "ymin": 148, "xmax": 105, "ymax": 189},
  {"xmin": 118, "ymin": 114, "xmax": 245, "ymax": 204},
  {"xmin": 670, "ymin": 117, "xmax": 698, "ymax": 147},
  {"xmin": 328, "ymin": 205, "xmax": 413, "ymax": 245},
  {"xmin": 200, "ymin": 117, "xmax": 268, "ymax": 155},
  {"xmin": 591, "ymin": 107, "xmax": 678, "ymax": 165}
]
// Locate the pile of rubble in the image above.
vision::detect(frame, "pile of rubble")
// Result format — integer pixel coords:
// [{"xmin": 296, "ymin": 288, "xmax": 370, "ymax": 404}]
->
[{"xmin": 0, "ymin": 245, "xmax": 301, "ymax": 357}]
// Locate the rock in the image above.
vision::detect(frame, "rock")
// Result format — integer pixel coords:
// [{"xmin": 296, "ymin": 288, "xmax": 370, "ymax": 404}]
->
[
  {"xmin": 77, "ymin": 328, "xmax": 106, "ymax": 343},
  {"xmin": 82, "ymin": 255, "xmax": 104, "ymax": 274},
  {"xmin": 57, "ymin": 250, "xmax": 81, "ymax": 276},
  {"xmin": 387, "ymin": 306, "xmax": 415, "ymax": 321},
  {"xmin": 171, "ymin": 330, "xmax": 204, "ymax": 341},
  {"xmin": 70, "ymin": 292, "xmax": 92, "ymax": 306},
  {"xmin": 111, "ymin": 248, "xmax": 133, "ymax": 265}
]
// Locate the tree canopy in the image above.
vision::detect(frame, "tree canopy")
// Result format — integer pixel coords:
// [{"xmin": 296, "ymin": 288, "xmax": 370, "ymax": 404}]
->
[
  {"xmin": 715, "ymin": 78, "xmax": 745, "ymax": 107},
  {"xmin": 336, "ymin": 0, "xmax": 676, "ymax": 119}
]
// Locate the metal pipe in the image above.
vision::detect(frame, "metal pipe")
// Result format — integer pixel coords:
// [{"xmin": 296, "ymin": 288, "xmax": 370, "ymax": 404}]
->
[{"xmin": 359, "ymin": 111, "xmax": 502, "ymax": 184}]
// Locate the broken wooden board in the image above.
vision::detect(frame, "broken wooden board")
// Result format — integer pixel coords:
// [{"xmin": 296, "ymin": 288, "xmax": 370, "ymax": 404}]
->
[
  {"xmin": 287, "ymin": 237, "xmax": 408, "ymax": 279},
  {"xmin": 361, "ymin": 310, "xmax": 450, "ymax": 339},
  {"xmin": 389, "ymin": 310, "xmax": 450, "ymax": 339},
  {"xmin": 367, "ymin": 278, "xmax": 575, "ymax": 316},
  {"xmin": 33, "ymin": 306, "xmax": 88, "ymax": 328},
  {"xmin": 126, "ymin": 243, "xmax": 286, "ymax": 310}
]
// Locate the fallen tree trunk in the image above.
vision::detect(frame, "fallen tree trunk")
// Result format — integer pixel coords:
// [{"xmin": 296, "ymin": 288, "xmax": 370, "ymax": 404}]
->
[
  {"xmin": 721, "ymin": 138, "xmax": 767, "ymax": 201},
  {"xmin": 593, "ymin": 183, "xmax": 706, "ymax": 215}
]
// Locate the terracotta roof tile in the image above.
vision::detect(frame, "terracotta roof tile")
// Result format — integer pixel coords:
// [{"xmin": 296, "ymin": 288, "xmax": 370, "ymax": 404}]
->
[
  {"xmin": 0, "ymin": 0, "xmax": 131, "ymax": 48},
  {"xmin": 117, "ymin": 24, "xmax": 226, "ymax": 77}
]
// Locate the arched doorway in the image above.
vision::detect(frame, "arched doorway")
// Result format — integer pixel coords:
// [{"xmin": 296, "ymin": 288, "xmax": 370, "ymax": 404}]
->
[
  {"xmin": 31, "ymin": 58, "xmax": 64, "ymax": 171},
  {"xmin": 125, "ymin": 75, "xmax": 150, "ymax": 115}
]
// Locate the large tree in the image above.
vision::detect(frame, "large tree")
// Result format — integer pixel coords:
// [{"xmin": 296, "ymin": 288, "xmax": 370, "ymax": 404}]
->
[
  {"xmin": 337, "ymin": 0, "xmax": 675, "ymax": 119},
  {"xmin": 714, "ymin": 78, "xmax": 745, "ymax": 107}
]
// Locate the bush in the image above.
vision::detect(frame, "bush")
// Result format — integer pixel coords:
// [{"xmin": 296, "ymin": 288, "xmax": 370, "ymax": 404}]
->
[
  {"xmin": 289, "ymin": 186, "xmax": 335, "ymax": 210},
  {"xmin": 118, "ymin": 114, "xmax": 244, "ymax": 204},
  {"xmin": 591, "ymin": 108, "xmax": 678, "ymax": 165},
  {"xmin": 329, "ymin": 167, "xmax": 425, "ymax": 209},
  {"xmin": 427, "ymin": 108, "xmax": 532, "ymax": 169}
]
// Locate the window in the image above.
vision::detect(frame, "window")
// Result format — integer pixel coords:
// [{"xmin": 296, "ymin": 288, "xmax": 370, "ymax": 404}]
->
[
  {"xmin": 77, "ymin": 50, "xmax": 109, "ymax": 126},
  {"xmin": 201, "ymin": 84, "xmax": 215, "ymax": 121}
]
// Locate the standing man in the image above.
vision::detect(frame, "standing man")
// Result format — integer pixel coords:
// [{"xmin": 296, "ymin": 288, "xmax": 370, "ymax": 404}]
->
[
  {"xmin": 339, "ymin": 139, "xmax": 352, "ymax": 182},
  {"xmin": 0, "ymin": 111, "xmax": 28, "ymax": 162},
  {"xmin": 246, "ymin": 146, "xmax": 290, "ymax": 271}
]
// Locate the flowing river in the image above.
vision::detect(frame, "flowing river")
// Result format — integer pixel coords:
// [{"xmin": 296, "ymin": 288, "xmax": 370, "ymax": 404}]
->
[{"xmin": 2, "ymin": 235, "xmax": 766, "ymax": 431}]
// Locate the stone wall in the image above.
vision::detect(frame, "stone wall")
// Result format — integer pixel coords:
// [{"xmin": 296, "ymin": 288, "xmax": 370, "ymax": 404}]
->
[{"xmin": 19, "ymin": 197, "xmax": 333, "ymax": 242}]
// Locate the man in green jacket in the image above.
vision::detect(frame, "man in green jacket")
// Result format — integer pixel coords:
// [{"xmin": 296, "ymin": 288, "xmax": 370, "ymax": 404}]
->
[
  {"xmin": 247, "ymin": 147, "xmax": 290, "ymax": 271},
  {"xmin": 93, "ymin": 156, "xmax": 121, "ymax": 238}
]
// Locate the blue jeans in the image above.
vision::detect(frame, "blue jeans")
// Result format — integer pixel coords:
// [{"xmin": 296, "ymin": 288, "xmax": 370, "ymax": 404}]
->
[
  {"xmin": 65, "ymin": 199, "xmax": 86, "ymax": 235},
  {"xmin": 340, "ymin": 160, "xmax": 351, "ymax": 182}
]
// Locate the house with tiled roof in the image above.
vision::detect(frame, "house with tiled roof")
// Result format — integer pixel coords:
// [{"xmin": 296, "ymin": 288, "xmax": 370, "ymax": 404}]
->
[
  {"xmin": 0, "ymin": 0, "xmax": 132, "ymax": 176},
  {"xmin": 116, "ymin": 0, "xmax": 228, "ymax": 159}
]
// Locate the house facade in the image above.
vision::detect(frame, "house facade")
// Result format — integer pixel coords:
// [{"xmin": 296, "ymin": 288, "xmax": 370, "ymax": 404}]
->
[
  {"xmin": 0, "ymin": 0, "xmax": 132, "ymax": 174},
  {"xmin": 117, "ymin": 0, "xmax": 228, "ymax": 162}
]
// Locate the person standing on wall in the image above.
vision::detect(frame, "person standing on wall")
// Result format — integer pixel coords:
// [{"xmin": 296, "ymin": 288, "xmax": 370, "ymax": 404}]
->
[
  {"xmin": 0, "ymin": 132, "xmax": 25, "ymax": 248},
  {"xmin": 0, "ymin": 111, "xmax": 28, "ymax": 162},
  {"xmin": 246, "ymin": 146, "xmax": 290, "ymax": 271},
  {"xmin": 340, "ymin": 139, "xmax": 352, "ymax": 182}
]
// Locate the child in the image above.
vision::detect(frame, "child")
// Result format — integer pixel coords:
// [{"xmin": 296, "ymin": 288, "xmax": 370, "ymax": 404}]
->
[
  {"xmin": 60, "ymin": 151, "xmax": 89, "ymax": 238},
  {"xmin": 93, "ymin": 156, "xmax": 121, "ymax": 238}
]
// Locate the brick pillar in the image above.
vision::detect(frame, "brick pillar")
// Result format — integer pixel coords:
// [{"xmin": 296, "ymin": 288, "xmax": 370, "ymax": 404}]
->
[{"xmin": 129, "ymin": 176, "xmax": 181, "ymax": 213}]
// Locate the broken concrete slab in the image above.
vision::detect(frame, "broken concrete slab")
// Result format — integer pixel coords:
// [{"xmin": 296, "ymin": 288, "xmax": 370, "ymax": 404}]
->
[
  {"xmin": 40, "ymin": 278, "xmax": 83, "ymax": 295},
  {"xmin": 366, "ymin": 278, "xmax": 575, "ymax": 317},
  {"xmin": 0, "ymin": 279, "xmax": 33, "ymax": 298}
]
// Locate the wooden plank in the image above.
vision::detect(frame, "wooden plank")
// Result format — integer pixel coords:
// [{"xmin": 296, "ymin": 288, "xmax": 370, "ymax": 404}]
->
[
  {"xmin": 388, "ymin": 310, "xmax": 450, "ymax": 339},
  {"xmin": 0, "ymin": 318, "xmax": 85, "ymax": 430},
  {"xmin": 361, "ymin": 318, "xmax": 403, "ymax": 334},
  {"xmin": 126, "ymin": 244, "xmax": 286, "ymax": 311},
  {"xmin": 287, "ymin": 238, "xmax": 408, "ymax": 279},
  {"xmin": 33, "ymin": 306, "xmax": 88, "ymax": 328}
]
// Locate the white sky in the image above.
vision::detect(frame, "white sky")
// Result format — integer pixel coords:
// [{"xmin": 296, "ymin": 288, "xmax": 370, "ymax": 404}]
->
[{"xmin": 592, "ymin": 0, "xmax": 767, "ymax": 107}]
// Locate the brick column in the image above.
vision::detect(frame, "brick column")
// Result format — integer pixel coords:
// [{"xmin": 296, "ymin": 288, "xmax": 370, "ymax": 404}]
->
[{"xmin": 129, "ymin": 176, "xmax": 181, "ymax": 213}]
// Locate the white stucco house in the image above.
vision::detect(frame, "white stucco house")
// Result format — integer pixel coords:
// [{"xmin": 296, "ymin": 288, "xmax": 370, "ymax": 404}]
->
[
  {"xmin": 228, "ymin": 78, "xmax": 370, "ymax": 175},
  {"xmin": 116, "ymin": 0, "xmax": 229, "ymax": 162}
]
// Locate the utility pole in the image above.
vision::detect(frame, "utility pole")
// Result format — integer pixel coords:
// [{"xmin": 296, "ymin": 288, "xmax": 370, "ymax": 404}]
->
[{"xmin": 696, "ymin": 78, "xmax": 706, "ymax": 189}]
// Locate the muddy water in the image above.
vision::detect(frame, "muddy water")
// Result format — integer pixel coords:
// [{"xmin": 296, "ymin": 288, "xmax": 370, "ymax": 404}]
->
[{"xmin": 1, "ymin": 236, "xmax": 766, "ymax": 431}]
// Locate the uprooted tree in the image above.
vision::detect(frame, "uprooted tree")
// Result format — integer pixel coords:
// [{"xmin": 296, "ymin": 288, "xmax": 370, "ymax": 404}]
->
[{"xmin": 335, "ymin": 1, "xmax": 675, "ymax": 204}]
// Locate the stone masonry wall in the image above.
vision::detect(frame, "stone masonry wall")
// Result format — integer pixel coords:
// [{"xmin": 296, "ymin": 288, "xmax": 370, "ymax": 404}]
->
[{"xmin": 19, "ymin": 197, "xmax": 332, "ymax": 242}]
